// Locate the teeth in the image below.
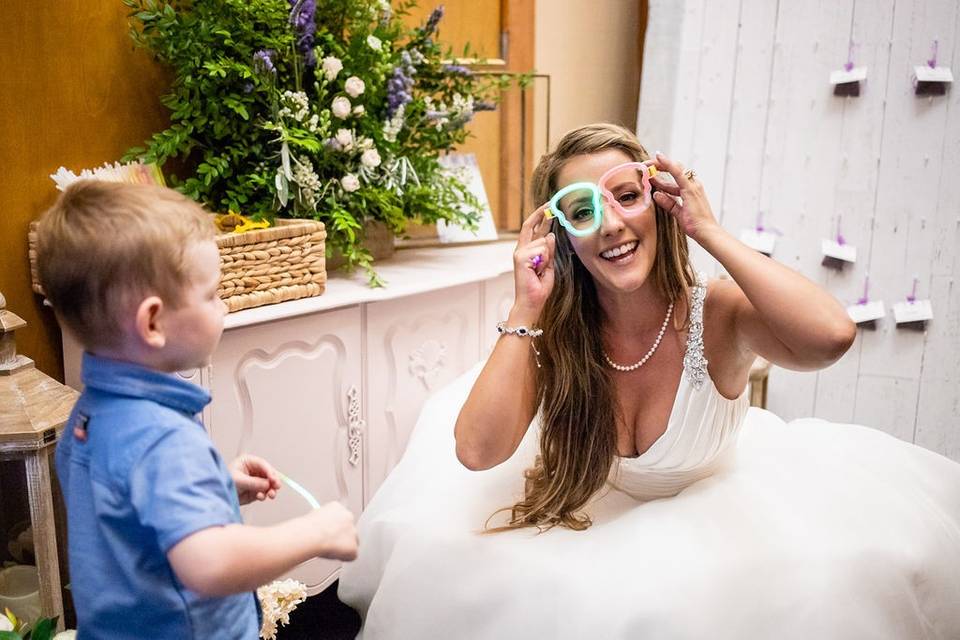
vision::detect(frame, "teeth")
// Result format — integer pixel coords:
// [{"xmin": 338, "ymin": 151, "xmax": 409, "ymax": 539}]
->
[{"xmin": 601, "ymin": 241, "xmax": 638, "ymax": 259}]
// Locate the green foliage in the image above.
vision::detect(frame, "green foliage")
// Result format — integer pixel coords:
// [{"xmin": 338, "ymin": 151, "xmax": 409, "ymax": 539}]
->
[
  {"xmin": 0, "ymin": 612, "xmax": 60, "ymax": 640},
  {"xmin": 122, "ymin": 0, "xmax": 510, "ymax": 283}
]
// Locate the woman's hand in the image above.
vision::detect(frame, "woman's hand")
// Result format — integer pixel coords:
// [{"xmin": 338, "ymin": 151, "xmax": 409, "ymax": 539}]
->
[
  {"xmin": 650, "ymin": 152, "xmax": 720, "ymax": 241},
  {"xmin": 230, "ymin": 454, "xmax": 282, "ymax": 505},
  {"xmin": 511, "ymin": 203, "xmax": 556, "ymax": 323}
]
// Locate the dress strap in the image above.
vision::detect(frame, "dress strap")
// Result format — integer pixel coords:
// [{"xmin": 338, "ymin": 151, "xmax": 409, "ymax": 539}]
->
[{"xmin": 683, "ymin": 272, "xmax": 709, "ymax": 390}]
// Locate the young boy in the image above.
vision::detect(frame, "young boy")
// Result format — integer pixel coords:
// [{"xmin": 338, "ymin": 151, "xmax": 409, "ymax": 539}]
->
[{"xmin": 37, "ymin": 181, "xmax": 358, "ymax": 639}]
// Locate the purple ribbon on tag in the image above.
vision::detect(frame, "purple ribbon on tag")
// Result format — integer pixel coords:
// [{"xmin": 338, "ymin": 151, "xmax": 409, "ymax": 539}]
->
[
  {"xmin": 928, "ymin": 39, "xmax": 939, "ymax": 69},
  {"xmin": 844, "ymin": 41, "xmax": 856, "ymax": 72},
  {"xmin": 857, "ymin": 275, "xmax": 870, "ymax": 305},
  {"xmin": 756, "ymin": 211, "xmax": 783, "ymax": 236},
  {"xmin": 906, "ymin": 276, "xmax": 919, "ymax": 303}
]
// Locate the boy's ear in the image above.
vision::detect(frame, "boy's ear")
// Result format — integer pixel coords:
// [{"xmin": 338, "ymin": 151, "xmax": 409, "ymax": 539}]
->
[{"xmin": 134, "ymin": 296, "xmax": 166, "ymax": 350}]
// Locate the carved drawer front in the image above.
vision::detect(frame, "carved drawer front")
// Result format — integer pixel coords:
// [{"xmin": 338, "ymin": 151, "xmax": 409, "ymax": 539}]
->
[
  {"xmin": 365, "ymin": 283, "xmax": 481, "ymax": 504},
  {"xmin": 209, "ymin": 305, "xmax": 363, "ymax": 595},
  {"xmin": 481, "ymin": 272, "xmax": 516, "ymax": 356}
]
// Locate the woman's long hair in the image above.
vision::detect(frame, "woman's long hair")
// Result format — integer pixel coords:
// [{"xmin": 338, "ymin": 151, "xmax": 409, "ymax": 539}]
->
[{"xmin": 491, "ymin": 123, "xmax": 695, "ymax": 532}]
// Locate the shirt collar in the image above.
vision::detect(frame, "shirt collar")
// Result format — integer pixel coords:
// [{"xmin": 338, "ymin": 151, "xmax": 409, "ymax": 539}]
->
[{"xmin": 81, "ymin": 352, "xmax": 211, "ymax": 415}]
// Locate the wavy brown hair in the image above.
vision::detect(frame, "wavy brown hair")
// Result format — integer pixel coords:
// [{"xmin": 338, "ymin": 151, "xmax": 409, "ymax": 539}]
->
[{"xmin": 491, "ymin": 123, "xmax": 695, "ymax": 532}]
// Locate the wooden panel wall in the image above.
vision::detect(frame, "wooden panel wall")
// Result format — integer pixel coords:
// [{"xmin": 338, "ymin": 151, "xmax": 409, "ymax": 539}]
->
[
  {"xmin": 638, "ymin": 0, "xmax": 960, "ymax": 461},
  {"xmin": 0, "ymin": 2, "xmax": 171, "ymax": 380}
]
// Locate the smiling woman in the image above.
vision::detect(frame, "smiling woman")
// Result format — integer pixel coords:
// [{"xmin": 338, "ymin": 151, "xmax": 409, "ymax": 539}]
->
[{"xmin": 338, "ymin": 123, "xmax": 960, "ymax": 639}]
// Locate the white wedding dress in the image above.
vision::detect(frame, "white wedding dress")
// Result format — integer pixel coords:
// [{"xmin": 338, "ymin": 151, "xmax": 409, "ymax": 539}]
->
[{"xmin": 338, "ymin": 276, "xmax": 960, "ymax": 640}]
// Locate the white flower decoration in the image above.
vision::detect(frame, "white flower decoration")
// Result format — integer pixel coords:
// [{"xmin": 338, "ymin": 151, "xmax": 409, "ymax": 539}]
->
[
  {"xmin": 258, "ymin": 579, "xmax": 307, "ymax": 640},
  {"xmin": 367, "ymin": 35, "xmax": 382, "ymax": 51},
  {"xmin": 341, "ymin": 174, "xmax": 361, "ymax": 192},
  {"xmin": 344, "ymin": 76, "xmax": 366, "ymax": 98},
  {"xmin": 361, "ymin": 148, "xmax": 382, "ymax": 168},
  {"xmin": 322, "ymin": 56, "xmax": 343, "ymax": 81},
  {"xmin": 0, "ymin": 616, "xmax": 13, "ymax": 632},
  {"xmin": 331, "ymin": 96, "xmax": 352, "ymax": 119},
  {"xmin": 353, "ymin": 105, "xmax": 365, "ymax": 116},
  {"xmin": 335, "ymin": 128, "xmax": 354, "ymax": 149}
]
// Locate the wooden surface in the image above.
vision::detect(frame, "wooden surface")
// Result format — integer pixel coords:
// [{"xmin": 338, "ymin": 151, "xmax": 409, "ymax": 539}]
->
[
  {"xmin": 638, "ymin": 0, "xmax": 960, "ymax": 461},
  {"xmin": 0, "ymin": 366, "xmax": 76, "ymax": 451},
  {"xmin": 0, "ymin": 2, "xmax": 172, "ymax": 383},
  {"xmin": 403, "ymin": 0, "xmax": 535, "ymax": 232},
  {"xmin": 499, "ymin": 0, "xmax": 536, "ymax": 231}
]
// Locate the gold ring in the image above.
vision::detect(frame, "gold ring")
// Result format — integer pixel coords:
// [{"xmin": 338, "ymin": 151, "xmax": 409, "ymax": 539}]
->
[{"xmin": 683, "ymin": 169, "xmax": 696, "ymax": 181}]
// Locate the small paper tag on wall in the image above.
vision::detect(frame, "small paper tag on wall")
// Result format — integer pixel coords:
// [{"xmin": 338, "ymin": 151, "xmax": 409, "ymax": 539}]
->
[
  {"xmin": 913, "ymin": 65, "xmax": 954, "ymax": 83},
  {"xmin": 892, "ymin": 299, "xmax": 933, "ymax": 324},
  {"xmin": 829, "ymin": 66, "xmax": 867, "ymax": 85},
  {"xmin": 847, "ymin": 300, "xmax": 885, "ymax": 323},
  {"xmin": 739, "ymin": 229, "xmax": 777, "ymax": 255},
  {"xmin": 821, "ymin": 239, "xmax": 857, "ymax": 263}
]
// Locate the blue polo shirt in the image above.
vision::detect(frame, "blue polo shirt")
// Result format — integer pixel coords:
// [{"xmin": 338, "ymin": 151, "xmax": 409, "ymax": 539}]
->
[{"xmin": 57, "ymin": 353, "xmax": 259, "ymax": 639}]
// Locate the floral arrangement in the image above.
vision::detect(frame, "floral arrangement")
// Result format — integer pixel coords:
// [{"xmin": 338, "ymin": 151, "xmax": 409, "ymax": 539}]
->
[
  {"xmin": 122, "ymin": 0, "xmax": 516, "ymax": 284},
  {"xmin": 257, "ymin": 578, "xmax": 308, "ymax": 640}
]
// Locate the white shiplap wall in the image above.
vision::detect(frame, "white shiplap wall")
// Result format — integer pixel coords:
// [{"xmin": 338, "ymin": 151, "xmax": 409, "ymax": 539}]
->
[{"xmin": 638, "ymin": 0, "xmax": 960, "ymax": 461}]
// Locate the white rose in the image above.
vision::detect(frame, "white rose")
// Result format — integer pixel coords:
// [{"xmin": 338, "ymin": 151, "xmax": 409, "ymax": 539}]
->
[
  {"xmin": 335, "ymin": 128, "xmax": 354, "ymax": 149},
  {"xmin": 361, "ymin": 148, "xmax": 382, "ymax": 168},
  {"xmin": 341, "ymin": 174, "xmax": 361, "ymax": 192},
  {"xmin": 321, "ymin": 56, "xmax": 343, "ymax": 81},
  {"xmin": 331, "ymin": 96, "xmax": 352, "ymax": 119},
  {"xmin": 367, "ymin": 35, "xmax": 382, "ymax": 51},
  {"xmin": 0, "ymin": 616, "xmax": 13, "ymax": 632},
  {"xmin": 344, "ymin": 76, "xmax": 366, "ymax": 98},
  {"xmin": 353, "ymin": 105, "xmax": 365, "ymax": 116}
]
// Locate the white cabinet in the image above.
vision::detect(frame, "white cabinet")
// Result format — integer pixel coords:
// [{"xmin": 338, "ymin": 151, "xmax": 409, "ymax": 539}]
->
[
  {"xmin": 60, "ymin": 241, "xmax": 515, "ymax": 594},
  {"xmin": 365, "ymin": 283, "xmax": 481, "ymax": 503},
  {"xmin": 481, "ymin": 272, "xmax": 516, "ymax": 357},
  {"xmin": 208, "ymin": 305, "xmax": 364, "ymax": 594}
]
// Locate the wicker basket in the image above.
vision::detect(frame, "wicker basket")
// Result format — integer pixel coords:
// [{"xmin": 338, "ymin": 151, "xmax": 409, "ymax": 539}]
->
[{"xmin": 28, "ymin": 218, "xmax": 327, "ymax": 313}]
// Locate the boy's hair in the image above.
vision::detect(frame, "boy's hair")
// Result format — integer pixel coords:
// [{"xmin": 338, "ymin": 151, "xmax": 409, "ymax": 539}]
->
[{"xmin": 36, "ymin": 180, "xmax": 216, "ymax": 350}]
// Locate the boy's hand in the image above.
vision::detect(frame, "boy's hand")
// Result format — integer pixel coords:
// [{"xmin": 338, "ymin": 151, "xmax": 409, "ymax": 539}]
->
[
  {"xmin": 230, "ymin": 454, "xmax": 282, "ymax": 505},
  {"xmin": 309, "ymin": 501, "xmax": 359, "ymax": 561}
]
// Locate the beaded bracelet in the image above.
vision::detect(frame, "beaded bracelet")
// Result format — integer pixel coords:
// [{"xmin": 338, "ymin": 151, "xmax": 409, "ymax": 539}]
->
[
  {"xmin": 495, "ymin": 321, "xmax": 543, "ymax": 338},
  {"xmin": 495, "ymin": 322, "xmax": 543, "ymax": 367}
]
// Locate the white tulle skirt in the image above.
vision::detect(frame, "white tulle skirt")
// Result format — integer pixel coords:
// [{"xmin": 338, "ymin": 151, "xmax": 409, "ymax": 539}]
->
[{"xmin": 338, "ymin": 365, "xmax": 960, "ymax": 639}]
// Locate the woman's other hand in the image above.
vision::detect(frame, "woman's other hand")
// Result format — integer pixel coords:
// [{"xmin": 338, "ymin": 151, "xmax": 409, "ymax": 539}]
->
[{"xmin": 511, "ymin": 203, "xmax": 556, "ymax": 322}]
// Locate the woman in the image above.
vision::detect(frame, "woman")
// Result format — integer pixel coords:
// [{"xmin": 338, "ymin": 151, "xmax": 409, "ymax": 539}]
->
[{"xmin": 339, "ymin": 124, "xmax": 960, "ymax": 639}]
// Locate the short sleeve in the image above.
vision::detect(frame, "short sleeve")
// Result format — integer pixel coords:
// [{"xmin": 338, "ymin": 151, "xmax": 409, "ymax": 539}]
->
[{"xmin": 128, "ymin": 426, "xmax": 240, "ymax": 553}]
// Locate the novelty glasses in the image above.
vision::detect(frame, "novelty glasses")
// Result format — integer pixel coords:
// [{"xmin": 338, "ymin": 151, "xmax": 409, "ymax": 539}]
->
[{"xmin": 547, "ymin": 161, "xmax": 658, "ymax": 237}]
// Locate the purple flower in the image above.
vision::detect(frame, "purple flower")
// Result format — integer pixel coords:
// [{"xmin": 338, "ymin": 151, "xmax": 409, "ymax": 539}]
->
[
  {"xmin": 253, "ymin": 49, "xmax": 276, "ymax": 75},
  {"xmin": 386, "ymin": 54, "xmax": 417, "ymax": 116},
  {"xmin": 443, "ymin": 64, "xmax": 472, "ymax": 76},
  {"xmin": 289, "ymin": 0, "xmax": 317, "ymax": 68},
  {"xmin": 423, "ymin": 5, "xmax": 444, "ymax": 36}
]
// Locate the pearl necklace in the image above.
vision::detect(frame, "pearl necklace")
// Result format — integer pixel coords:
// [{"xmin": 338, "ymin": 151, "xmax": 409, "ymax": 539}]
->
[{"xmin": 602, "ymin": 301, "xmax": 674, "ymax": 372}]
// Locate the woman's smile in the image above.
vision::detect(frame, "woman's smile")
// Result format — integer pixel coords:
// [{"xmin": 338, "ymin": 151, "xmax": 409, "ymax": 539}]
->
[{"xmin": 600, "ymin": 239, "xmax": 639, "ymax": 262}]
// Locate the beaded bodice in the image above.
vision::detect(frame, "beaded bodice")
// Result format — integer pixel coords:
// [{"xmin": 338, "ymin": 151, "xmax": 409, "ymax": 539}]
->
[{"xmin": 609, "ymin": 272, "xmax": 749, "ymax": 501}]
